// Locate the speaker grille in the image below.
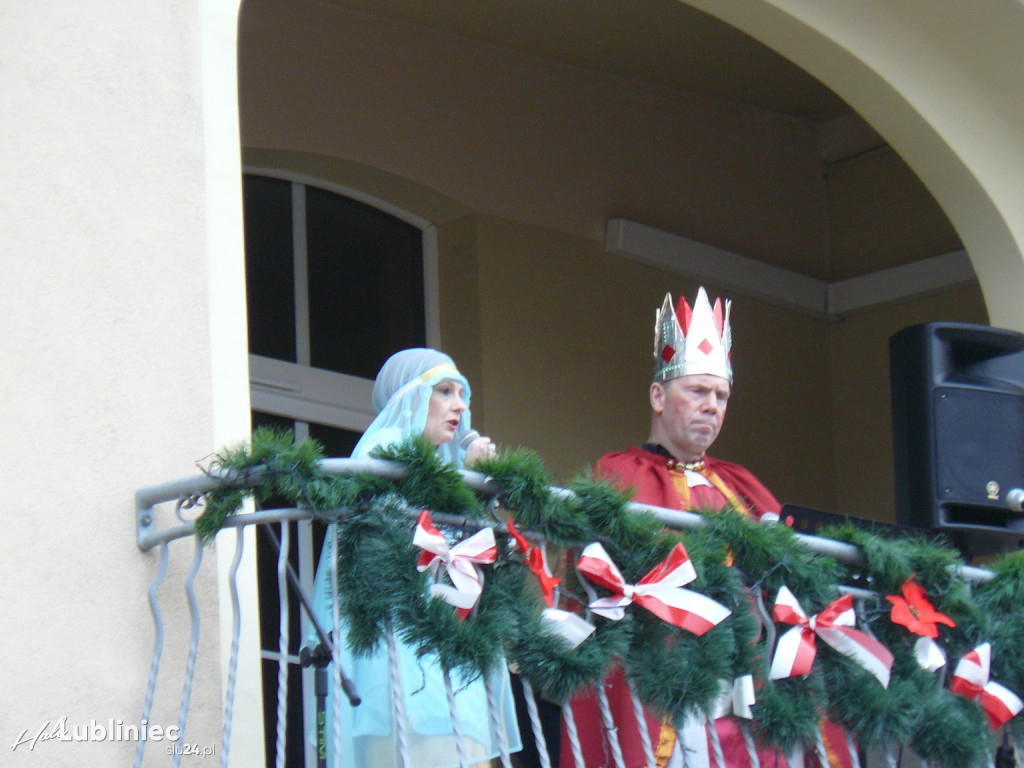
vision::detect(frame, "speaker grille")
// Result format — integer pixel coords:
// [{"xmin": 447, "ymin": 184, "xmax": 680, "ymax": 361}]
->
[
  {"xmin": 933, "ymin": 387, "xmax": 1024, "ymax": 532},
  {"xmin": 933, "ymin": 386, "xmax": 1024, "ymax": 514}
]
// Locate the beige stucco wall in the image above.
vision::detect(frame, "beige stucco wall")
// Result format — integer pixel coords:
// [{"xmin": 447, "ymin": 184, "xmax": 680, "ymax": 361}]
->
[
  {"xmin": 238, "ymin": 0, "xmax": 832, "ymax": 263},
  {"xmin": 466, "ymin": 215, "xmax": 839, "ymax": 504},
  {"xmin": 1, "ymin": 0, "xmax": 250, "ymax": 765},
  {"xmin": 684, "ymin": 0, "xmax": 1024, "ymax": 521}
]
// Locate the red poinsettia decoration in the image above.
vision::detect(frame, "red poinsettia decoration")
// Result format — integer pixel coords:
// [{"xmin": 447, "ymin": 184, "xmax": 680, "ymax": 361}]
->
[{"xmin": 885, "ymin": 576, "xmax": 956, "ymax": 638}]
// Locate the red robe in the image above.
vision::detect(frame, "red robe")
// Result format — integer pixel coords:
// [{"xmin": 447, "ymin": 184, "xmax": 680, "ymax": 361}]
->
[
  {"xmin": 560, "ymin": 446, "xmax": 850, "ymax": 768},
  {"xmin": 595, "ymin": 446, "xmax": 781, "ymax": 521}
]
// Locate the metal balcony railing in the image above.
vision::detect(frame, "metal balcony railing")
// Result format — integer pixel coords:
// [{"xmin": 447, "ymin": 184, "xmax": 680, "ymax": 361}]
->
[{"xmin": 134, "ymin": 458, "xmax": 1000, "ymax": 768}]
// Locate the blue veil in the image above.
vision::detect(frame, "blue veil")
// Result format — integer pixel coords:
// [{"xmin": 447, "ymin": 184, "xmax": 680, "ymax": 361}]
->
[{"xmin": 351, "ymin": 348, "xmax": 473, "ymax": 465}]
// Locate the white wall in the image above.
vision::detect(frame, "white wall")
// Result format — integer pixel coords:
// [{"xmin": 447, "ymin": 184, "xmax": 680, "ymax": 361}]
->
[{"xmin": 0, "ymin": 1, "xmax": 252, "ymax": 765}]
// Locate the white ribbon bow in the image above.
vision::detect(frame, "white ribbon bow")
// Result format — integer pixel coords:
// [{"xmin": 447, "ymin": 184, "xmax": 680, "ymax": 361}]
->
[{"xmin": 413, "ymin": 510, "xmax": 496, "ymax": 611}]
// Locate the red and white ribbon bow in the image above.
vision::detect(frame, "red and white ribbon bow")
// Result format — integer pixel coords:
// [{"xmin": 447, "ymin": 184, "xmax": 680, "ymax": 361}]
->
[
  {"xmin": 576, "ymin": 541, "xmax": 731, "ymax": 636},
  {"xmin": 413, "ymin": 511, "xmax": 497, "ymax": 612},
  {"xmin": 951, "ymin": 643, "xmax": 1024, "ymax": 730},
  {"xmin": 769, "ymin": 586, "xmax": 893, "ymax": 688}
]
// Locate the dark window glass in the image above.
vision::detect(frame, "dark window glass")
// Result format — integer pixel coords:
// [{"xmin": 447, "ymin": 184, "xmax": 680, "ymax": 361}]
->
[
  {"xmin": 251, "ymin": 409, "xmax": 295, "ymax": 435},
  {"xmin": 254, "ymin": 516, "xmax": 306, "ymax": 768},
  {"xmin": 251, "ymin": 413, "xmax": 306, "ymax": 657},
  {"xmin": 244, "ymin": 175, "xmax": 297, "ymax": 362},
  {"xmin": 250, "ymin": 411, "xmax": 361, "ymax": 587},
  {"xmin": 309, "ymin": 421, "xmax": 362, "ymax": 459},
  {"xmin": 245, "ymin": 173, "xmax": 427, "ymax": 767},
  {"xmin": 306, "ymin": 187, "xmax": 426, "ymax": 379}
]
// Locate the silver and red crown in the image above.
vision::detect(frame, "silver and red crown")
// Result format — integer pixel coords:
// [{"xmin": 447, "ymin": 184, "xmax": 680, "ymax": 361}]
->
[{"xmin": 652, "ymin": 288, "xmax": 732, "ymax": 383}]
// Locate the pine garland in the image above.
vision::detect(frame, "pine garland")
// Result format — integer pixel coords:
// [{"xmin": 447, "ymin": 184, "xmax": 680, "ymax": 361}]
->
[{"xmin": 193, "ymin": 428, "xmax": 1024, "ymax": 764}]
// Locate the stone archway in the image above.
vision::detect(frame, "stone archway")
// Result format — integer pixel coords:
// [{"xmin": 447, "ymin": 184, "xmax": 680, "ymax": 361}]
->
[{"xmin": 683, "ymin": 0, "xmax": 1024, "ymax": 331}]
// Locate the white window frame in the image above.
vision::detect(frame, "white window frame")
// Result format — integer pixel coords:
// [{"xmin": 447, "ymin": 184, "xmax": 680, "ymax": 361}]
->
[{"xmin": 244, "ymin": 167, "xmax": 442, "ymax": 431}]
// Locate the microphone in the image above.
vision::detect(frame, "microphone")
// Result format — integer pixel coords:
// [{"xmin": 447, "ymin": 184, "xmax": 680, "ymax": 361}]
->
[
  {"xmin": 460, "ymin": 429, "xmax": 481, "ymax": 450},
  {"xmin": 1007, "ymin": 488, "xmax": 1024, "ymax": 512}
]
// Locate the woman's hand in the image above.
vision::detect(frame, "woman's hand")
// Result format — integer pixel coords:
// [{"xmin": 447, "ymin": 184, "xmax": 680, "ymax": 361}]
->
[{"xmin": 464, "ymin": 436, "xmax": 497, "ymax": 467}]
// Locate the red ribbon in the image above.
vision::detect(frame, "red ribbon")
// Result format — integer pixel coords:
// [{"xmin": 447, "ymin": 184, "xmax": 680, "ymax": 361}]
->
[
  {"xmin": 507, "ymin": 519, "xmax": 560, "ymax": 608},
  {"xmin": 885, "ymin": 576, "xmax": 955, "ymax": 671},
  {"xmin": 885, "ymin": 576, "xmax": 955, "ymax": 638}
]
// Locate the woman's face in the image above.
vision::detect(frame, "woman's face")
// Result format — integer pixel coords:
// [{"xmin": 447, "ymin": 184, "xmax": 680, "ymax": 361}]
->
[{"xmin": 423, "ymin": 378, "xmax": 468, "ymax": 446}]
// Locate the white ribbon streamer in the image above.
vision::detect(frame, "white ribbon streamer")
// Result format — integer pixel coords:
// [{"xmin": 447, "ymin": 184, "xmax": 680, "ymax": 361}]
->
[
  {"xmin": 541, "ymin": 608, "xmax": 596, "ymax": 650},
  {"xmin": 770, "ymin": 585, "xmax": 893, "ymax": 688},
  {"xmin": 712, "ymin": 674, "xmax": 756, "ymax": 720},
  {"xmin": 914, "ymin": 636, "xmax": 947, "ymax": 672}
]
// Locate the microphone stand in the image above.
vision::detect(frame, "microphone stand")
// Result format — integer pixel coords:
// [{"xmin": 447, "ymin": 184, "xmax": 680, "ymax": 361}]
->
[{"xmin": 260, "ymin": 525, "xmax": 361, "ymax": 768}]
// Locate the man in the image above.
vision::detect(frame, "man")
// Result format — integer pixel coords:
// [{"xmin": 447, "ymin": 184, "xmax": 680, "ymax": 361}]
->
[
  {"xmin": 595, "ymin": 288, "xmax": 779, "ymax": 524},
  {"xmin": 561, "ymin": 289, "xmax": 848, "ymax": 768}
]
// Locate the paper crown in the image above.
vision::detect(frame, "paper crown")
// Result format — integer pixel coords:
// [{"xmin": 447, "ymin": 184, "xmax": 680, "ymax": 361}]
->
[{"xmin": 652, "ymin": 288, "xmax": 732, "ymax": 383}]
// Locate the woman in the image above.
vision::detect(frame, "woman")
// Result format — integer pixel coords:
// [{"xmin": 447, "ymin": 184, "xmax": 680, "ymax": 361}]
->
[{"xmin": 308, "ymin": 348, "xmax": 521, "ymax": 768}]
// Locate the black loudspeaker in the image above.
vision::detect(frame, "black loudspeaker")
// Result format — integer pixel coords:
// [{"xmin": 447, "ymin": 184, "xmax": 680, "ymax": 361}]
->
[{"xmin": 890, "ymin": 322, "xmax": 1024, "ymax": 554}]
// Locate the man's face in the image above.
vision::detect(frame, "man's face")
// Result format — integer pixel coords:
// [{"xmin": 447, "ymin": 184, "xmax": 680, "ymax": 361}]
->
[{"xmin": 649, "ymin": 374, "xmax": 731, "ymax": 461}]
